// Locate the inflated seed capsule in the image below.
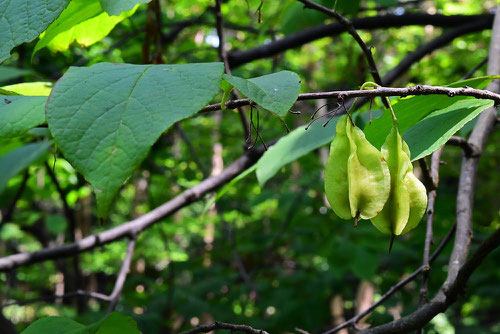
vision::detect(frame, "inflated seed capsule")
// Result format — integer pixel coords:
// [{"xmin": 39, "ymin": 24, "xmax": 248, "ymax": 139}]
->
[
  {"xmin": 371, "ymin": 124, "xmax": 427, "ymax": 235},
  {"xmin": 346, "ymin": 118, "xmax": 391, "ymax": 222},
  {"xmin": 370, "ymin": 124, "xmax": 410, "ymax": 235},
  {"xmin": 401, "ymin": 140, "xmax": 428, "ymax": 234},
  {"xmin": 324, "ymin": 115, "xmax": 352, "ymax": 220}
]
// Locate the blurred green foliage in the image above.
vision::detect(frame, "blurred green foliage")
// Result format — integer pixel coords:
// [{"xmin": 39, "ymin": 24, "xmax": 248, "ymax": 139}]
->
[{"xmin": 0, "ymin": 0, "xmax": 498, "ymax": 333}]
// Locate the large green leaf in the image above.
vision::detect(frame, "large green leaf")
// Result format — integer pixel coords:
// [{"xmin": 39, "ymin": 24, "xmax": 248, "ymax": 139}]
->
[
  {"xmin": 256, "ymin": 116, "xmax": 339, "ymax": 185},
  {"xmin": 0, "ymin": 141, "xmax": 52, "ymax": 193},
  {"xmin": 404, "ymin": 99, "xmax": 493, "ymax": 160},
  {"xmin": 364, "ymin": 76, "xmax": 500, "ymax": 149},
  {"xmin": 223, "ymin": 71, "xmax": 301, "ymax": 119},
  {"xmin": 0, "ymin": 0, "xmax": 70, "ymax": 63},
  {"xmin": 100, "ymin": 0, "xmax": 151, "ymax": 16},
  {"xmin": 46, "ymin": 62, "xmax": 224, "ymax": 217},
  {"xmin": 0, "ymin": 96, "xmax": 46, "ymax": 137},
  {"xmin": 22, "ymin": 317, "xmax": 85, "ymax": 334}
]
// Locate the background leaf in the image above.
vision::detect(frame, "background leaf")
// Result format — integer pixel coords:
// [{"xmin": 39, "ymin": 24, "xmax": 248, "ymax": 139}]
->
[
  {"xmin": 46, "ymin": 62, "xmax": 224, "ymax": 217},
  {"xmin": 100, "ymin": 0, "xmax": 151, "ymax": 16},
  {"xmin": 21, "ymin": 316, "xmax": 84, "ymax": 334},
  {"xmin": 223, "ymin": 71, "xmax": 301, "ymax": 119},
  {"xmin": 0, "ymin": 141, "xmax": 52, "ymax": 193},
  {"xmin": 33, "ymin": 0, "xmax": 103, "ymax": 55},
  {"xmin": 0, "ymin": 0, "xmax": 70, "ymax": 63},
  {"xmin": 43, "ymin": 5, "xmax": 138, "ymax": 52},
  {"xmin": 1, "ymin": 82, "xmax": 52, "ymax": 96},
  {"xmin": 256, "ymin": 117, "xmax": 338, "ymax": 185},
  {"xmin": 0, "ymin": 67, "xmax": 34, "ymax": 84},
  {"xmin": 0, "ymin": 96, "xmax": 46, "ymax": 137}
]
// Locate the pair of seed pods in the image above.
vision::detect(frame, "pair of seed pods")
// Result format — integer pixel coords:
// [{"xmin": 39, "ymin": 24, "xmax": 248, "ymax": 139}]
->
[{"xmin": 324, "ymin": 115, "xmax": 427, "ymax": 242}]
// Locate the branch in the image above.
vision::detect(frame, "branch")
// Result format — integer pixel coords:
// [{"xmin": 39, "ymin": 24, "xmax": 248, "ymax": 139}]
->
[
  {"xmin": 361, "ymin": 228, "xmax": 500, "ymax": 334},
  {"xmin": 2, "ymin": 290, "xmax": 110, "ymax": 307},
  {"xmin": 297, "ymin": 0, "xmax": 384, "ymax": 89},
  {"xmin": 361, "ymin": 8, "xmax": 500, "ymax": 333},
  {"xmin": 214, "ymin": 0, "xmax": 251, "ymax": 143},
  {"xmin": 201, "ymin": 85, "xmax": 500, "ymax": 113},
  {"xmin": 0, "ymin": 146, "xmax": 267, "ymax": 271},
  {"xmin": 322, "ymin": 222, "xmax": 456, "ymax": 334},
  {"xmin": 180, "ymin": 321, "xmax": 269, "ymax": 334},
  {"xmin": 108, "ymin": 237, "xmax": 136, "ymax": 313},
  {"xmin": 382, "ymin": 20, "xmax": 491, "ymax": 85},
  {"xmin": 228, "ymin": 13, "xmax": 493, "ymax": 68},
  {"xmin": 3, "ymin": 237, "xmax": 137, "ymax": 311},
  {"xmin": 418, "ymin": 147, "xmax": 444, "ymax": 315},
  {"xmin": 0, "ymin": 170, "xmax": 29, "ymax": 226},
  {"xmin": 446, "ymin": 136, "xmax": 479, "ymax": 157}
]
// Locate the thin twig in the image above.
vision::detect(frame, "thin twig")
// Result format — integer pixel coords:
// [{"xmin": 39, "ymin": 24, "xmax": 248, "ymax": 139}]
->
[
  {"xmin": 297, "ymin": 0, "xmax": 387, "ymax": 106},
  {"xmin": 1, "ymin": 170, "xmax": 29, "ymax": 227},
  {"xmin": 180, "ymin": 321, "xmax": 269, "ymax": 334},
  {"xmin": 201, "ymin": 85, "xmax": 500, "ymax": 113},
  {"xmin": 321, "ymin": 223, "xmax": 456, "ymax": 334},
  {"xmin": 418, "ymin": 146, "xmax": 444, "ymax": 319},
  {"xmin": 446, "ymin": 136, "xmax": 479, "ymax": 157},
  {"xmin": 1, "ymin": 290, "xmax": 110, "ymax": 307},
  {"xmin": 461, "ymin": 56, "xmax": 489, "ymax": 80},
  {"xmin": 108, "ymin": 237, "xmax": 136, "ymax": 313},
  {"xmin": 215, "ymin": 0, "xmax": 251, "ymax": 143}
]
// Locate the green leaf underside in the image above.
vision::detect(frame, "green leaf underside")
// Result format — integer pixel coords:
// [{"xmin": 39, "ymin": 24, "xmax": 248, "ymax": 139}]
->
[
  {"xmin": 22, "ymin": 312, "xmax": 140, "ymax": 334},
  {"xmin": 33, "ymin": 0, "xmax": 103, "ymax": 56},
  {"xmin": 203, "ymin": 165, "xmax": 257, "ymax": 214},
  {"xmin": 0, "ymin": 141, "xmax": 52, "ymax": 193},
  {"xmin": 46, "ymin": 62, "xmax": 224, "ymax": 217},
  {"xmin": 0, "ymin": 0, "xmax": 70, "ymax": 63},
  {"xmin": 100, "ymin": 0, "xmax": 151, "ymax": 16},
  {"xmin": 0, "ymin": 96, "xmax": 46, "ymax": 137},
  {"xmin": 223, "ymin": 71, "xmax": 301, "ymax": 119},
  {"xmin": 404, "ymin": 99, "xmax": 493, "ymax": 161},
  {"xmin": 364, "ymin": 75, "xmax": 500, "ymax": 150},
  {"xmin": 256, "ymin": 116, "xmax": 339, "ymax": 185}
]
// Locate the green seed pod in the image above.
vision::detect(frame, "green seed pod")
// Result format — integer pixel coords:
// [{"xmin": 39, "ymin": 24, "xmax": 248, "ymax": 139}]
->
[
  {"xmin": 346, "ymin": 119, "xmax": 391, "ymax": 220},
  {"xmin": 371, "ymin": 124, "xmax": 427, "ymax": 235},
  {"xmin": 324, "ymin": 115, "xmax": 390, "ymax": 223},
  {"xmin": 401, "ymin": 141, "xmax": 428, "ymax": 234},
  {"xmin": 324, "ymin": 115, "xmax": 351, "ymax": 219}
]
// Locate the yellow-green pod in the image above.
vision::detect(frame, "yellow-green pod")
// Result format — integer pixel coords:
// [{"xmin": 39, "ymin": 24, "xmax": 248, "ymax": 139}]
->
[
  {"xmin": 324, "ymin": 115, "xmax": 351, "ymax": 219},
  {"xmin": 401, "ymin": 141, "xmax": 428, "ymax": 234},
  {"xmin": 346, "ymin": 119, "xmax": 391, "ymax": 220},
  {"xmin": 371, "ymin": 124, "xmax": 411, "ymax": 235}
]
